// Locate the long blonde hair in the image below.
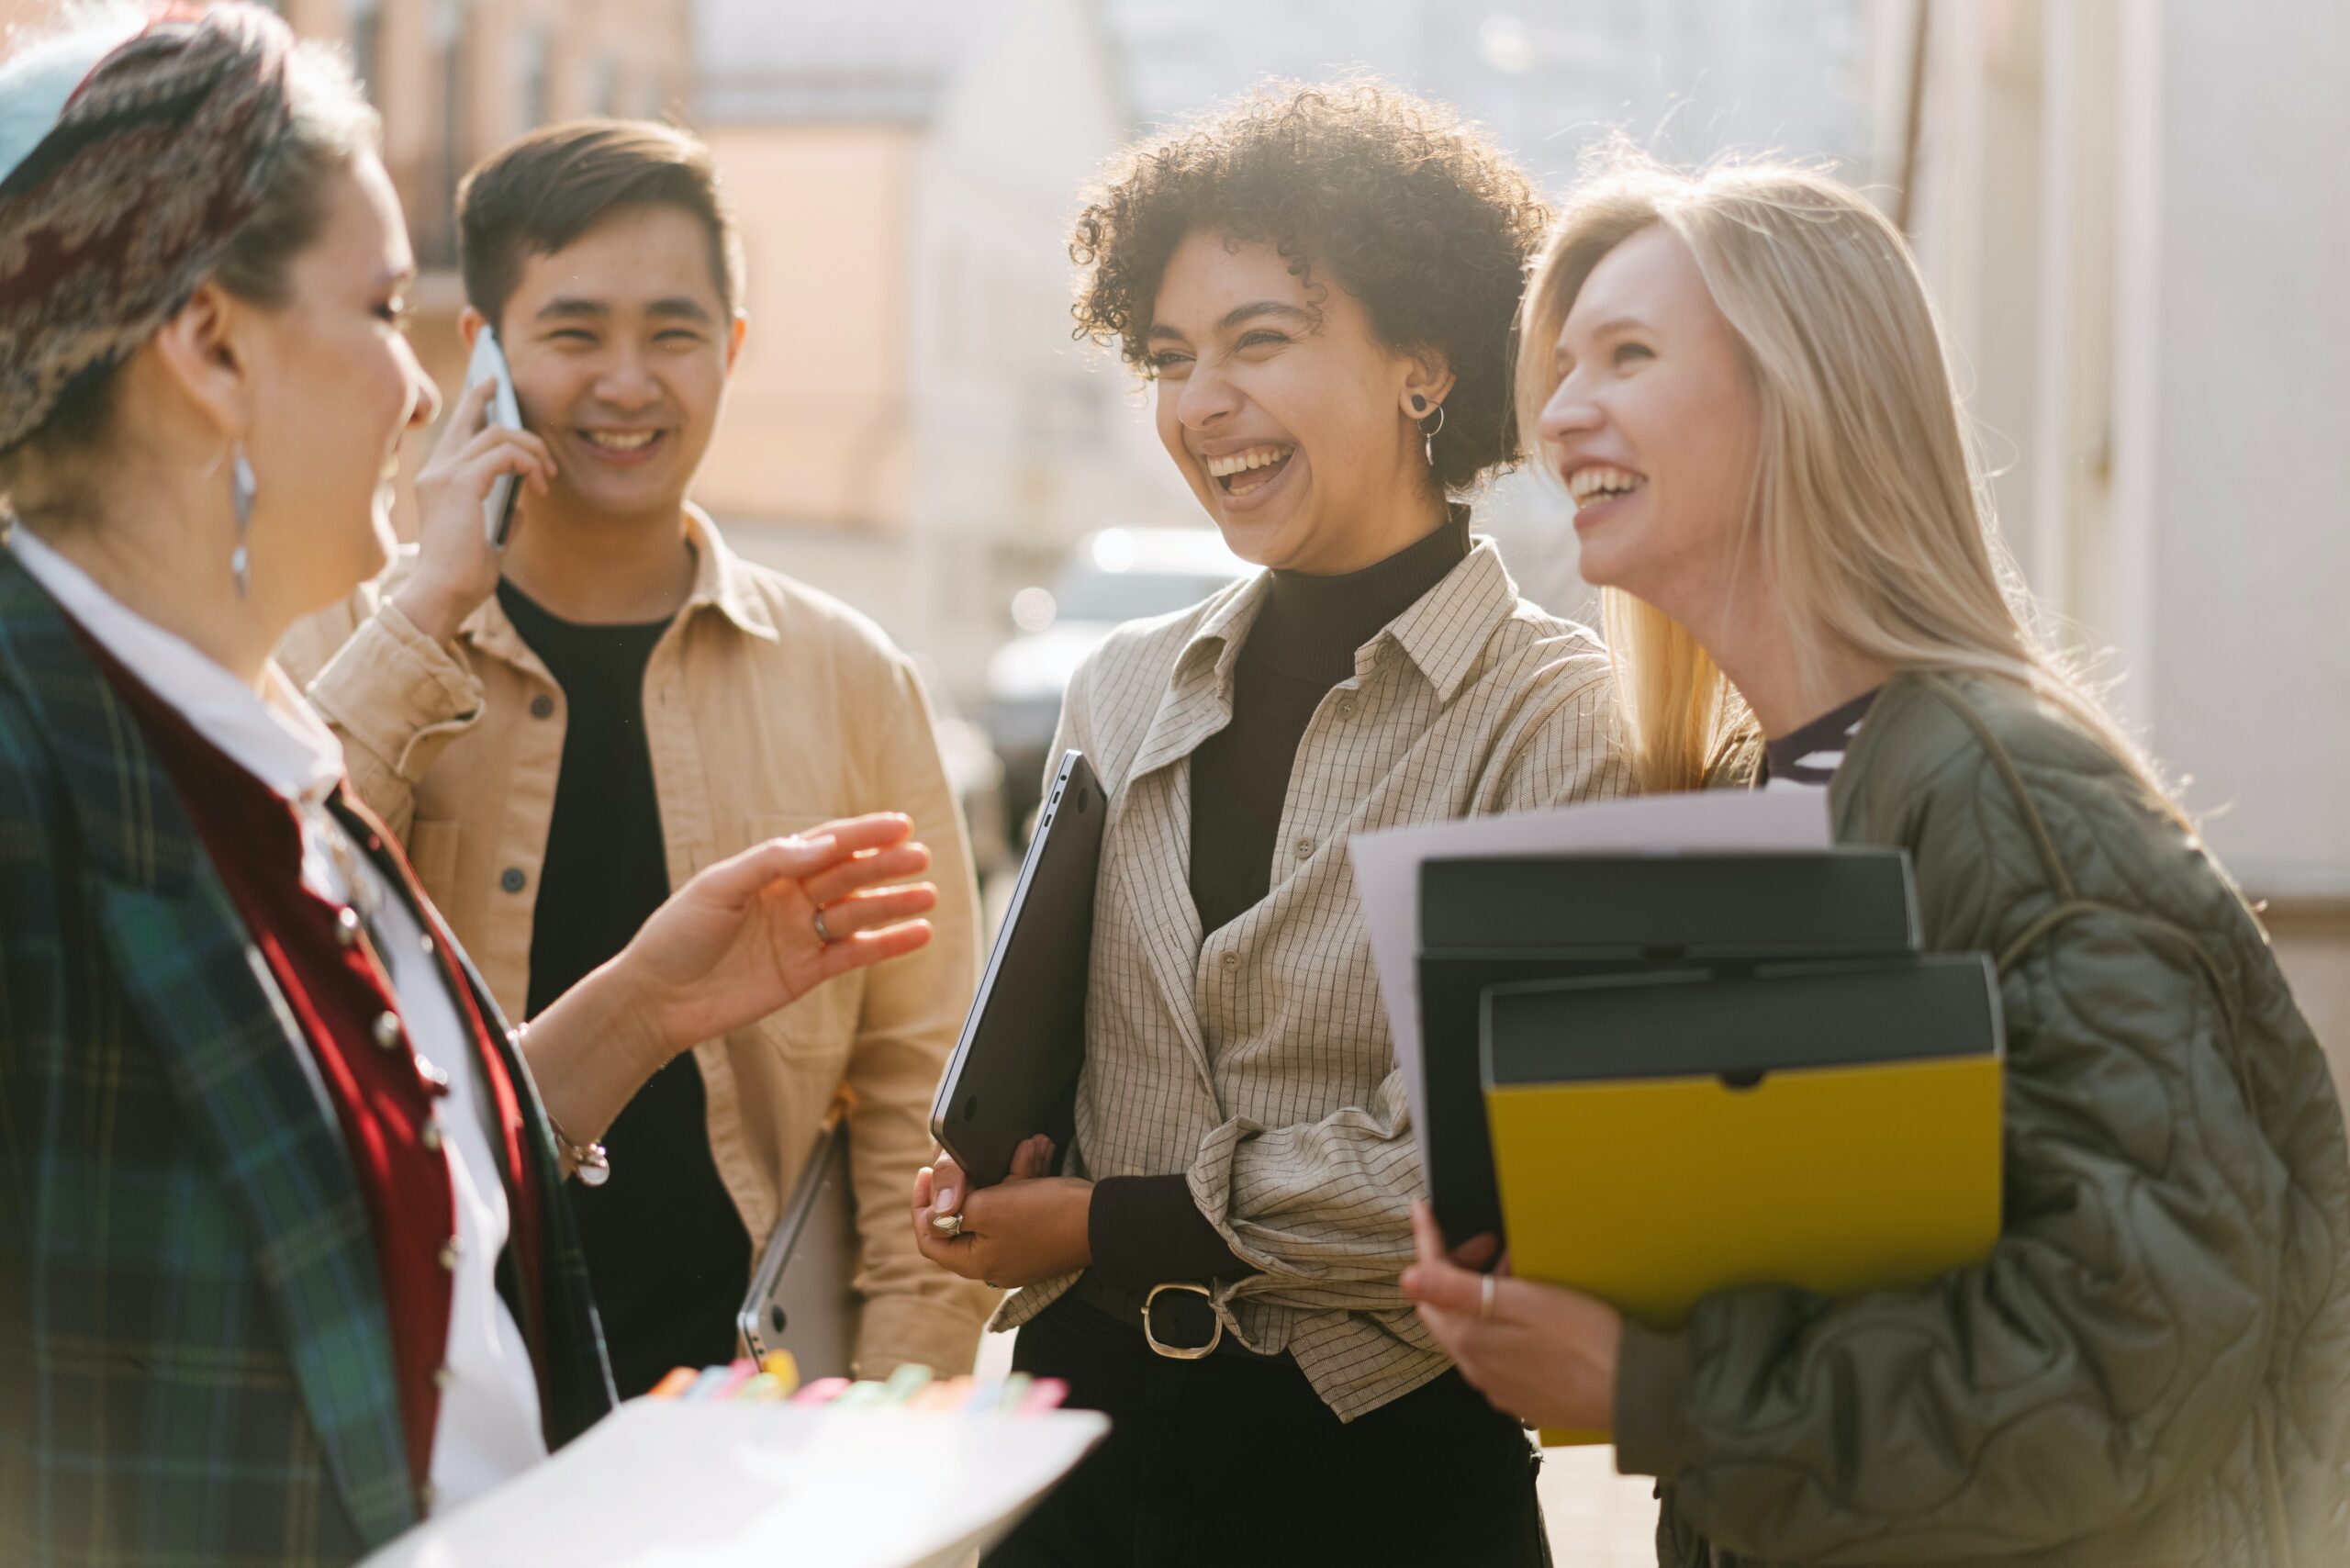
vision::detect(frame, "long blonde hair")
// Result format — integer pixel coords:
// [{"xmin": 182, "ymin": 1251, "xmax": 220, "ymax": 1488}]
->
[{"xmin": 1517, "ymin": 148, "xmax": 2170, "ymax": 808}]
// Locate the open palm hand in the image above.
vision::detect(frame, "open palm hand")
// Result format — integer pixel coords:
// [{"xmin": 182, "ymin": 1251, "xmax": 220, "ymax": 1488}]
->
[{"xmin": 622, "ymin": 812, "xmax": 937, "ymax": 1052}]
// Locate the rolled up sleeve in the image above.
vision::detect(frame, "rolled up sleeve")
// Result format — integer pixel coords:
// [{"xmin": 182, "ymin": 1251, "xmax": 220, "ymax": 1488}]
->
[{"xmin": 290, "ymin": 592, "xmax": 483, "ymax": 842}]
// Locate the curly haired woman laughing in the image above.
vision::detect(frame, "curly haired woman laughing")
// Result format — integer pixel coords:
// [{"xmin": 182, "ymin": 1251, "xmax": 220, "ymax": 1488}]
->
[{"xmin": 912, "ymin": 80, "xmax": 1626, "ymax": 1567}]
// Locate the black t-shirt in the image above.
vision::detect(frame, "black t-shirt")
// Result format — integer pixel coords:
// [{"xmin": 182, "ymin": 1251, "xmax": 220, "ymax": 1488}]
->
[
  {"xmin": 1186, "ymin": 508, "xmax": 1471, "ymax": 936},
  {"xmin": 498, "ymin": 579, "xmax": 750, "ymax": 1396}
]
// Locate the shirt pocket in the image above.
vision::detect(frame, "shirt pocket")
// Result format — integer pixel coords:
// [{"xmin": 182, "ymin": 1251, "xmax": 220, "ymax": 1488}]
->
[
  {"xmin": 743, "ymin": 812, "xmax": 866, "ymax": 1063},
  {"xmin": 406, "ymin": 819, "xmax": 463, "ymax": 895}
]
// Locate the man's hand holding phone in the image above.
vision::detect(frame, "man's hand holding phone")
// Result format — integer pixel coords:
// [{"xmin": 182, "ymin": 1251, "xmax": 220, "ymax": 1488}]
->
[{"xmin": 395, "ymin": 345, "xmax": 558, "ymax": 646}]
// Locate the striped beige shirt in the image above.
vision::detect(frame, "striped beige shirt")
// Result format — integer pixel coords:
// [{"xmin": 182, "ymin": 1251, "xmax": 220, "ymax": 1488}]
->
[{"xmin": 999, "ymin": 539, "xmax": 1628, "ymax": 1419}]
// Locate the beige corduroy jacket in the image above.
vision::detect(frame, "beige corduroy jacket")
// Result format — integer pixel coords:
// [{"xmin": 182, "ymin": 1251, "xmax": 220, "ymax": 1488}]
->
[{"xmin": 278, "ymin": 510, "xmax": 991, "ymax": 1378}]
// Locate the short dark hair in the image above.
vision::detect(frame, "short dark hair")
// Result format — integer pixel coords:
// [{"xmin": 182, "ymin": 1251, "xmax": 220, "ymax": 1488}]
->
[
  {"xmin": 457, "ymin": 119, "xmax": 744, "ymax": 331},
  {"xmin": 1070, "ymin": 80, "xmax": 1552, "ymax": 493}
]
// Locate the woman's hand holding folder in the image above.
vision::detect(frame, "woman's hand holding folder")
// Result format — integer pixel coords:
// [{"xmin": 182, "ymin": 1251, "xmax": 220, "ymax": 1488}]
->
[
  {"xmin": 914, "ymin": 1136, "xmax": 1093, "ymax": 1290},
  {"xmin": 1401, "ymin": 1200, "xmax": 1621, "ymax": 1434}
]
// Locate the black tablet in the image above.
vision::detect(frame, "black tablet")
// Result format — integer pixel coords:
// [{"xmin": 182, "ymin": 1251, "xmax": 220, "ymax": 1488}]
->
[{"xmin": 928, "ymin": 751, "xmax": 1106, "ymax": 1189}]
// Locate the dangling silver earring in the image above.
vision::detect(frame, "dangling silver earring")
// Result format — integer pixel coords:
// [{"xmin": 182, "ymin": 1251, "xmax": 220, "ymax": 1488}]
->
[
  {"xmin": 229, "ymin": 446, "xmax": 256, "ymax": 598},
  {"xmin": 1419, "ymin": 404, "xmax": 1447, "ymax": 468}
]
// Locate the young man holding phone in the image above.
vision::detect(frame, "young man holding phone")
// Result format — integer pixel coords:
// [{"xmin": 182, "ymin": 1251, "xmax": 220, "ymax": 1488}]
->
[{"xmin": 282, "ymin": 121, "xmax": 990, "ymax": 1394}]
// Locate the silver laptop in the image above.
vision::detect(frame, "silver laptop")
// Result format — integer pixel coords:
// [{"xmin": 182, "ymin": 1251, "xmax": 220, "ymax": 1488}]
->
[{"xmin": 736, "ymin": 1112, "xmax": 859, "ymax": 1379}]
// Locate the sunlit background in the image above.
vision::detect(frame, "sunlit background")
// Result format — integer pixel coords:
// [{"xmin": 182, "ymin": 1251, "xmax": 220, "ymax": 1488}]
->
[{"xmin": 5, "ymin": 3, "xmax": 2344, "ymax": 1558}]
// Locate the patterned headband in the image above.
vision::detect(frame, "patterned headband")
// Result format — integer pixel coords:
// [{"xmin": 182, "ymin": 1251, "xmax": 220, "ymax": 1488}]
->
[{"xmin": 0, "ymin": 3, "xmax": 296, "ymax": 454}]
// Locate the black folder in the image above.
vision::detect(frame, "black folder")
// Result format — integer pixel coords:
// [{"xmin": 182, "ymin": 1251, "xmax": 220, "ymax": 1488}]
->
[
  {"xmin": 1481, "ymin": 954, "xmax": 1998, "ymax": 1086},
  {"xmin": 1416, "ymin": 850, "xmax": 1919, "ymax": 1244}
]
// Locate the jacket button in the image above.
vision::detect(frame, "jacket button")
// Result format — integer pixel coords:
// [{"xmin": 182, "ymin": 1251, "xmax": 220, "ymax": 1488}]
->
[
  {"xmin": 438, "ymin": 1238, "xmax": 462, "ymax": 1271},
  {"xmin": 1293, "ymin": 836, "xmax": 1315, "ymax": 860},
  {"xmin": 372, "ymin": 1012, "xmax": 401, "ymax": 1051},
  {"xmin": 1336, "ymin": 697, "xmax": 1359, "ymax": 720},
  {"xmin": 500, "ymin": 868, "xmax": 526, "ymax": 894},
  {"xmin": 1220, "ymin": 951, "xmax": 1239, "ymax": 970},
  {"xmin": 335, "ymin": 907, "xmax": 362, "ymax": 947},
  {"xmin": 432, "ymin": 1364, "xmax": 454, "ymax": 1390},
  {"xmin": 420, "ymin": 932, "xmax": 434, "ymax": 956},
  {"xmin": 420, "ymin": 1122, "xmax": 443, "ymax": 1153},
  {"xmin": 531, "ymin": 693, "xmax": 555, "ymax": 719},
  {"xmin": 416, "ymin": 1056, "xmax": 451, "ymax": 1092},
  {"xmin": 419, "ymin": 1482, "xmax": 436, "ymax": 1513}
]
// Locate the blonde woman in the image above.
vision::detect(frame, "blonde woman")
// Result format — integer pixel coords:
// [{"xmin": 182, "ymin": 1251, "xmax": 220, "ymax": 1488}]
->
[{"xmin": 1400, "ymin": 153, "xmax": 2350, "ymax": 1566}]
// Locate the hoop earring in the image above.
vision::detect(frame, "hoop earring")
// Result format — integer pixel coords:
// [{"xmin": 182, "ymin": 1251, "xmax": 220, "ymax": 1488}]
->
[
  {"xmin": 229, "ymin": 446, "xmax": 256, "ymax": 599},
  {"xmin": 1419, "ymin": 404, "xmax": 1446, "ymax": 468}
]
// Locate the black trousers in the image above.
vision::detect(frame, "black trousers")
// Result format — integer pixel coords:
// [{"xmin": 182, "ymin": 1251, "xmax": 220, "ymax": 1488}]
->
[{"xmin": 983, "ymin": 1293, "xmax": 1551, "ymax": 1568}]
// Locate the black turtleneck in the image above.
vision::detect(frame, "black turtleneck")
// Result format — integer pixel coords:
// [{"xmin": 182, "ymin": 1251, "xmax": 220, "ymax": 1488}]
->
[
  {"xmin": 1085, "ymin": 508, "xmax": 1472, "ymax": 1298},
  {"xmin": 1187, "ymin": 507, "xmax": 1472, "ymax": 936}
]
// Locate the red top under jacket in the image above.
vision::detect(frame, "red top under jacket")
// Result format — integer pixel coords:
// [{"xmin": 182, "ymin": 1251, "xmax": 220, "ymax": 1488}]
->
[{"xmin": 81, "ymin": 631, "xmax": 553, "ymax": 1491}]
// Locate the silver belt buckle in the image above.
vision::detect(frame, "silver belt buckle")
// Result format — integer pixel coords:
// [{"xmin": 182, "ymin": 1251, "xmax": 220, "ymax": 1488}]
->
[{"xmin": 1142, "ymin": 1282, "xmax": 1223, "ymax": 1360}]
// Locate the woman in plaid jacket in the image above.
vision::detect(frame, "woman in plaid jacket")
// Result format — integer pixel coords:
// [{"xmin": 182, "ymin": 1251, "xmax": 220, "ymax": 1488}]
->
[{"xmin": 0, "ymin": 10, "xmax": 937, "ymax": 1564}]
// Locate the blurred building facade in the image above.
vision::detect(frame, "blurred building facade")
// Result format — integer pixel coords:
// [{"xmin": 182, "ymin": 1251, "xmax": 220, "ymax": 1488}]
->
[
  {"xmin": 690, "ymin": 0, "xmax": 1190, "ymax": 703},
  {"xmin": 0, "ymin": 1, "xmax": 688, "ymax": 532},
  {"xmin": 1094, "ymin": 0, "xmax": 1870, "ymax": 622},
  {"xmin": 1865, "ymin": 0, "xmax": 2350, "ymax": 1076},
  {"xmin": 1105, "ymin": 0, "xmax": 1865, "ymax": 180},
  {"xmin": 276, "ymin": 0, "xmax": 693, "ymax": 388}
]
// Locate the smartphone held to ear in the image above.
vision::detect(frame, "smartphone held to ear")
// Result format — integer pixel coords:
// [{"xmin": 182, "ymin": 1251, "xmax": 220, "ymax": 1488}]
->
[{"xmin": 464, "ymin": 327, "xmax": 525, "ymax": 550}]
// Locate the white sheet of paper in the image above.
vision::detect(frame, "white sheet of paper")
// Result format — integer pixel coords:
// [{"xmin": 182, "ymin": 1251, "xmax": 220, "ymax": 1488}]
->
[
  {"xmin": 1347, "ymin": 790, "xmax": 1832, "ymax": 1141},
  {"xmin": 360, "ymin": 1401, "xmax": 1109, "ymax": 1568}
]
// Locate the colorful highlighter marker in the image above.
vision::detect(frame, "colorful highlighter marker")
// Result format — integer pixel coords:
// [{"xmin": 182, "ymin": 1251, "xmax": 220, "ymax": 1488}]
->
[
  {"xmin": 911, "ymin": 1376, "xmax": 971, "ymax": 1411},
  {"xmin": 681, "ymin": 1365, "xmax": 734, "ymax": 1402},
  {"xmin": 878, "ymin": 1364, "xmax": 934, "ymax": 1406},
  {"xmin": 1016, "ymin": 1378, "xmax": 1069, "ymax": 1417},
  {"xmin": 711, "ymin": 1359, "xmax": 758, "ymax": 1401},
  {"xmin": 790, "ymin": 1376, "xmax": 852, "ymax": 1406},
  {"xmin": 995, "ymin": 1373, "xmax": 1033, "ymax": 1415},
  {"xmin": 646, "ymin": 1367, "xmax": 699, "ymax": 1400},
  {"xmin": 758, "ymin": 1350, "xmax": 800, "ymax": 1395},
  {"xmin": 736, "ymin": 1373, "xmax": 784, "ymax": 1402},
  {"xmin": 832, "ymin": 1380, "xmax": 889, "ymax": 1409}
]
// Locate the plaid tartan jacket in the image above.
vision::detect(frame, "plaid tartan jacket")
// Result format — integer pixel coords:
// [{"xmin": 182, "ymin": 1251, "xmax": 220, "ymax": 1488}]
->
[{"xmin": 0, "ymin": 552, "xmax": 615, "ymax": 1567}]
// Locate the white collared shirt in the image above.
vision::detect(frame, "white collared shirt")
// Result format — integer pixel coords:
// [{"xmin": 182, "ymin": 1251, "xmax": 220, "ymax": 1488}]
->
[{"xmin": 7, "ymin": 528, "xmax": 546, "ymax": 1515}]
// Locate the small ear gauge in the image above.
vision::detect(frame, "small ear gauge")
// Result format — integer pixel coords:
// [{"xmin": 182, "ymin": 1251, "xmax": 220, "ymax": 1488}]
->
[{"xmin": 1410, "ymin": 395, "xmax": 1428, "ymax": 415}]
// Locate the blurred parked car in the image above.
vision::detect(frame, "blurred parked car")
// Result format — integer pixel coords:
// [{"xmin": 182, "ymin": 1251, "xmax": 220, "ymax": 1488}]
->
[{"xmin": 985, "ymin": 526, "xmax": 1252, "ymax": 842}]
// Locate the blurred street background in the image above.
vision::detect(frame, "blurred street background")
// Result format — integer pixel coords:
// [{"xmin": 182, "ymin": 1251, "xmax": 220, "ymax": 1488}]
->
[{"xmin": 6, "ymin": 3, "xmax": 2343, "ymax": 1559}]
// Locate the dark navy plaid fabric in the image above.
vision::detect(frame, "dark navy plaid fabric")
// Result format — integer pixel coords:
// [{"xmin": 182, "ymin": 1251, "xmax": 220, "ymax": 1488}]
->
[{"xmin": 0, "ymin": 551, "xmax": 612, "ymax": 1566}]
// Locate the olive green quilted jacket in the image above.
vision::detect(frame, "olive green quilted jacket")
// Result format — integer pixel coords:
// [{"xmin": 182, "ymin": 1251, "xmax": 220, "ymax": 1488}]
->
[{"xmin": 1613, "ymin": 671, "xmax": 2350, "ymax": 1566}]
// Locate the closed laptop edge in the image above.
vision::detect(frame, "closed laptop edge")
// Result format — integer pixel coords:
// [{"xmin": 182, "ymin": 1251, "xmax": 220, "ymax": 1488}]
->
[
  {"xmin": 929, "ymin": 751, "xmax": 1106, "ymax": 1190},
  {"xmin": 737, "ymin": 1112, "xmax": 858, "ymax": 1379}
]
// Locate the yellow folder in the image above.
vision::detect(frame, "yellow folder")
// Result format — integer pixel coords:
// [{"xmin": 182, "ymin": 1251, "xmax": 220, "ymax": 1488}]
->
[{"xmin": 1481, "ymin": 961, "xmax": 2003, "ymax": 1446}]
